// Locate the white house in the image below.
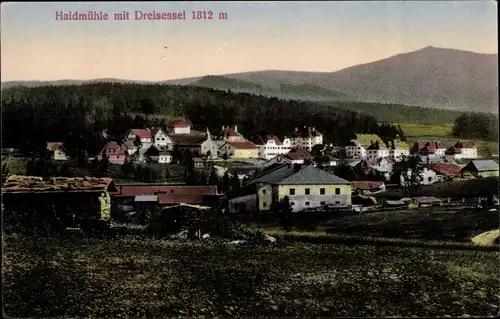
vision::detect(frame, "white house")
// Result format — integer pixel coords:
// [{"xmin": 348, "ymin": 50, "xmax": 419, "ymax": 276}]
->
[
  {"xmin": 144, "ymin": 144, "xmax": 173, "ymax": 163},
  {"xmin": 410, "ymin": 141, "xmax": 447, "ymax": 157},
  {"xmin": 445, "ymin": 140, "xmax": 478, "ymax": 160},
  {"xmin": 251, "ymin": 135, "xmax": 292, "ymax": 160},
  {"xmin": 126, "ymin": 129, "xmax": 153, "ymax": 144},
  {"xmin": 152, "ymin": 128, "xmax": 174, "ymax": 150},
  {"xmin": 387, "ymin": 139, "xmax": 410, "ymax": 161},
  {"xmin": 345, "ymin": 134, "xmax": 385, "ymax": 159},
  {"xmin": 167, "ymin": 120, "xmax": 191, "ymax": 135},
  {"xmin": 288, "ymin": 126, "xmax": 323, "ymax": 151},
  {"xmin": 365, "ymin": 141, "xmax": 390, "ymax": 160},
  {"xmin": 400, "ymin": 165, "xmax": 438, "ymax": 186}
]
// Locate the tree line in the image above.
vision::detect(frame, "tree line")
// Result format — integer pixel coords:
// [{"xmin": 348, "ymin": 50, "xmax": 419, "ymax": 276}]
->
[
  {"xmin": 452, "ymin": 112, "xmax": 499, "ymax": 141},
  {"xmin": 1, "ymin": 83, "xmax": 406, "ymax": 156}
]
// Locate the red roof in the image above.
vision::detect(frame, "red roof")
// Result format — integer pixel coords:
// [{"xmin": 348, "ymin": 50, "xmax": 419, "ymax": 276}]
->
[
  {"xmin": 351, "ymin": 181, "xmax": 385, "ymax": 190},
  {"xmin": 454, "ymin": 140, "xmax": 475, "ymax": 149},
  {"xmin": 252, "ymin": 135, "xmax": 283, "ymax": 145},
  {"xmin": 227, "ymin": 141, "xmax": 258, "ymax": 150},
  {"xmin": 220, "ymin": 126, "xmax": 240, "ymax": 138},
  {"xmin": 111, "ymin": 185, "xmax": 218, "ymax": 197},
  {"xmin": 412, "ymin": 141, "xmax": 446, "ymax": 153},
  {"xmin": 285, "ymin": 147, "xmax": 313, "ymax": 161},
  {"xmin": 46, "ymin": 142, "xmax": 64, "ymax": 152},
  {"xmin": 131, "ymin": 129, "xmax": 153, "ymax": 139},
  {"xmin": 425, "ymin": 163, "xmax": 461, "ymax": 176},
  {"xmin": 168, "ymin": 120, "xmax": 190, "ymax": 128},
  {"xmin": 157, "ymin": 194, "xmax": 218, "ymax": 205},
  {"xmin": 102, "ymin": 142, "xmax": 126, "ymax": 155}
]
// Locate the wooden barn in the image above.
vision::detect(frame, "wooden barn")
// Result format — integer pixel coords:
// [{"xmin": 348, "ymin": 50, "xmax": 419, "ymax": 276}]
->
[{"xmin": 2, "ymin": 175, "xmax": 117, "ymax": 229}]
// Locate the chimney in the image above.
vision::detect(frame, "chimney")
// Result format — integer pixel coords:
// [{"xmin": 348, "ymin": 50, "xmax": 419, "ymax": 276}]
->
[
  {"xmin": 312, "ymin": 127, "xmax": 315, "ymax": 132},
  {"xmin": 222, "ymin": 125, "xmax": 225, "ymax": 130},
  {"xmin": 234, "ymin": 125, "xmax": 238, "ymax": 132}
]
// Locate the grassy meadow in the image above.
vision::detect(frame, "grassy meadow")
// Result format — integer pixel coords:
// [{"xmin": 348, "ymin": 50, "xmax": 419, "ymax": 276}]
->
[{"xmin": 3, "ymin": 233, "xmax": 499, "ymax": 318}]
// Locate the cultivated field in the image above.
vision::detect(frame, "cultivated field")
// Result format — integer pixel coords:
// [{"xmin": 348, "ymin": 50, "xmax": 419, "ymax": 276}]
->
[{"xmin": 3, "ymin": 234, "xmax": 499, "ymax": 318}]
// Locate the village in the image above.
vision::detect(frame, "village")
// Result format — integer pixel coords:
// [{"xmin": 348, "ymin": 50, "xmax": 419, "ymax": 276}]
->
[{"xmin": 2, "ymin": 120, "xmax": 499, "ymax": 235}]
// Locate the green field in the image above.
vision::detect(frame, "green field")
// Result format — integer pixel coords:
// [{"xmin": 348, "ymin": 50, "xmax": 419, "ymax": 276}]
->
[
  {"xmin": 397, "ymin": 123, "xmax": 499, "ymax": 156},
  {"xmin": 3, "ymin": 233, "xmax": 499, "ymax": 317}
]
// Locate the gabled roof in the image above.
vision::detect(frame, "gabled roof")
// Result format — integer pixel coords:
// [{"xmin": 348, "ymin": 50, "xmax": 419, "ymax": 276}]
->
[
  {"xmin": 151, "ymin": 128, "xmax": 168, "ymax": 137},
  {"xmin": 2, "ymin": 175, "xmax": 116, "ymax": 193},
  {"xmin": 253, "ymin": 164, "xmax": 296, "ymax": 184},
  {"xmin": 102, "ymin": 142, "xmax": 126, "ymax": 155},
  {"xmin": 454, "ymin": 140, "xmax": 476, "ymax": 149},
  {"xmin": 285, "ymin": 147, "xmax": 313, "ymax": 161},
  {"xmin": 168, "ymin": 120, "xmax": 190, "ymax": 128},
  {"xmin": 131, "ymin": 129, "xmax": 153, "ymax": 139},
  {"xmin": 225, "ymin": 141, "xmax": 258, "ymax": 150},
  {"xmin": 463, "ymin": 160, "xmax": 499, "ymax": 172},
  {"xmin": 425, "ymin": 163, "xmax": 461, "ymax": 176},
  {"xmin": 251, "ymin": 135, "xmax": 283, "ymax": 146},
  {"xmin": 169, "ymin": 134, "xmax": 207, "ymax": 146},
  {"xmin": 144, "ymin": 144, "xmax": 170, "ymax": 155},
  {"xmin": 275, "ymin": 165, "xmax": 351, "ymax": 185},
  {"xmin": 46, "ymin": 142, "xmax": 65, "ymax": 152}
]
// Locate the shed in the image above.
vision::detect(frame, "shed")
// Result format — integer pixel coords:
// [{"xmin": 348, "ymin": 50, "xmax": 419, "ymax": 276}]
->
[{"xmin": 461, "ymin": 160, "xmax": 499, "ymax": 178}]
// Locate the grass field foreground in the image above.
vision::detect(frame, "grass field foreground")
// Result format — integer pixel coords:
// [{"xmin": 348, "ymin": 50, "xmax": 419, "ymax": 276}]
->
[{"xmin": 3, "ymin": 234, "xmax": 499, "ymax": 318}]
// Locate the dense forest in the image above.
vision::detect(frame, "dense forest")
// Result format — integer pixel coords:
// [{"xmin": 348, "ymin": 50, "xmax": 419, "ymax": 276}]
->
[
  {"xmin": 1, "ymin": 83, "xmax": 408, "ymax": 157},
  {"xmin": 452, "ymin": 112, "xmax": 499, "ymax": 141}
]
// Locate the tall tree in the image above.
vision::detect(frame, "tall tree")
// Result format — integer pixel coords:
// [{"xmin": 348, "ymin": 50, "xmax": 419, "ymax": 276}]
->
[{"xmin": 392, "ymin": 155, "xmax": 424, "ymax": 196}]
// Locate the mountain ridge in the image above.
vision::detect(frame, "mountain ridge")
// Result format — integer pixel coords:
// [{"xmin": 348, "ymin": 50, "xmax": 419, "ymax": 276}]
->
[{"xmin": 2, "ymin": 46, "xmax": 498, "ymax": 113}]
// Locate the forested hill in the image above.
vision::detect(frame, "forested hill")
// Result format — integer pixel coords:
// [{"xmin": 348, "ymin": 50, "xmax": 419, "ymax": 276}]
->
[{"xmin": 1, "ymin": 83, "xmax": 409, "ymax": 155}]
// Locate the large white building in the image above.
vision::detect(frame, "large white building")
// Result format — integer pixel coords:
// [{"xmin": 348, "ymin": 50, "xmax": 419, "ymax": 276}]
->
[
  {"xmin": 345, "ymin": 134, "xmax": 385, "ymax": 159},
  {"xmin": 251, "ymin": 135, "xmax": 292, "ymax": 160},
  {"xmin": 288, "ymin": 126, "xmax": 323, "ymax": 151},
  {"xmin": 445, "ymin": 140, "xmax": 479, "ymax": 160}
]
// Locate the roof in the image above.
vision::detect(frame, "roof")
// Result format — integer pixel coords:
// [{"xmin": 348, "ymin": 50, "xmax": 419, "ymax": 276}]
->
[
  {"xmin": 102, "ymin": 142, "xmax": 126, "ymax": 155},
  {"xmin": 251, "ymin": 135, "xmax": 283, "ymax": 146},
  {"xmin": 219, "ymin": 126, "xmax": 241, "ymax": 138},
  {"xmin": 463, "ymin": 160, "xmax": 499, "ymax": 172},
  {"xmin": 157, "ymin": 194, "xmax": 219, "ymax": 205},
  {"xmin": 112, "ymin": 184, "xmax": 218, "ymax": 197},
  {"xmin": 134, "ymin": 195, "xmax": 158, "ymax": 202},
  {"xmin": 144, "ymin": 144, "xmax": 170, "ymax": 155},
  {"xmin": 169, "ymin": 134, "xmax": 207, "ymax": 146},
  {"xmin": 291, "ymin": 127, "xmax": 322, "ymax": 138},
  {"xmin": 366, "ymin": 141, "xmax": 388, "ymax": 150},
  {"xmin": 351, "ymin": 181, "xmax": 385, "ymax": 190},
  {"xmin": 226, "ymin": 141, "xmax": 258, "ymax": 150},
  {"xmin": 413, "ymin": 141, "xmax": 447, "ymax": 153},
  {"xmin": 131, "ymin": 129, "xmax": 153, "ymax": 139},
  {"xmin": 253, "ymin": 164, "xmax": 296, "ymax": 184},
  {"xmin": 354, "ymin": 134, "xmax": 384, "ymax": 148},
  {"xmin": 46, "ymin": 142, "xmax": 65, "ymax": 152},
  {"xmin": 2, "ymin": 175, "xmax": 116, "ymax": 193},
  {"xmin": 168, "ymin": 120, "xmax": 190, "ymax": 128},
  {"xmin": 425, "ymin": 163, "xmax": 461, "ymax": 176},
  {"xmin": 285, "ymin": 147, "xmax": 314, "ymax": 161},
  {"xmin": 275, "ymin": 165, "xmax": 351, "ymax": 185},
  {"xmin": 454, "ymin": 140, "xmax": 476, "ymax": 149}
]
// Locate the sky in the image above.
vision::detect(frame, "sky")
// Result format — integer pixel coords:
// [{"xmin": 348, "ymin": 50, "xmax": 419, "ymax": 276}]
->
[{"xmin": 1, "ymin": 1, "xmax": 498, "ymax": 82}]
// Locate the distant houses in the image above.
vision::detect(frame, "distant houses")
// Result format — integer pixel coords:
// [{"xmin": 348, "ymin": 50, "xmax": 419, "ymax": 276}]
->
[
  {"xmin": 288, "ymin": 126, "xmax": 323, "ymax": 151},
  {"xmin": 219, "ymin": 141, "xmax": 259, "ymax": 159},
  {"xmin": 99, "ymin": 141, "xmax": 126, "ymax": 165},
  {"xmin": 445, "ymin": 140, "xmax": 479, "ymax": 160},
  {"xmin": 345, "ymin": 134, "xmax": 385, "ymax": 159},
  {"xmin": 167, "ymin": 120, "xmax": 191, "ymax": 135},
  {"xmin": 251, "ymin": 135, "xmax": 292, "ymax": 160}
]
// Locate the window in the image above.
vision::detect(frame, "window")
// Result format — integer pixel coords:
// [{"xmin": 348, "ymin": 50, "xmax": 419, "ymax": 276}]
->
[
  {"xmin": 263, "ymin": 202, "xmax": 267, "ymax": 207},
  {"xmin": 320, "ymin": 201, "xmax": 326, "ymax": 205},
  {"xmin": 291, "ymin": 202, "xmax": 295, "ymax": 206},
  {"xmin": 320, "ymin": 188, "xmax": 326, "ymax": 195},
  {"xmin": 335, "ymin": 201, "xmax": 340, "ymax": 204},
  {"xmin": 289, "ymin": 188, "xmax": 295, "ymax": 195},
  {"xmin": 305, "ymin": 188, "xmax": 310, "ymax": 195},
  {"xmin": 262, "ymin": 189, "xmax": 266, "ymax": 194},
  {"xmin": 335, "ymin": 188, "xmax": 340, "ymax": 194},
  {"xmin": 427, "ymin": 177, "xmax": 432, "ymax": 182},
  {"xmin": 305, "ymin": 202, "xmax": 310, "ymax": 205}
]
